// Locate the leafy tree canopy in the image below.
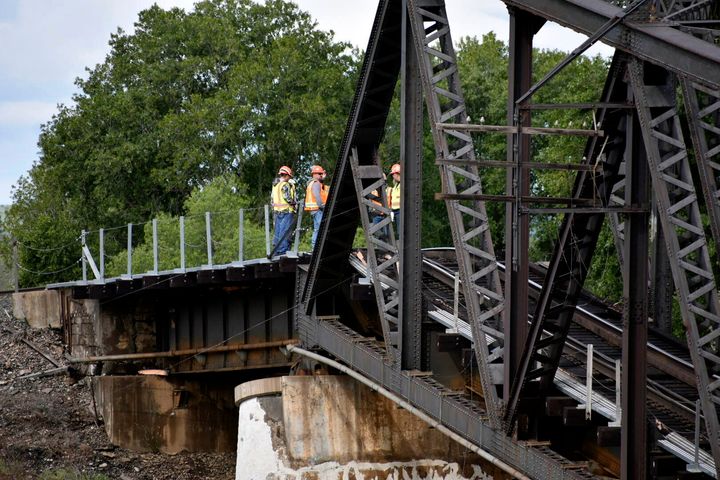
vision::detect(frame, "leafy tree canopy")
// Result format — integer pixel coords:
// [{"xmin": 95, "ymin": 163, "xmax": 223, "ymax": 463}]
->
[
  {"xmin": 4, "ymin": 12, "xmax": 620, "ymax": 301},
  {"xmin": 3, "ymin": 0, "xmax": 359, "ymax": 286}
]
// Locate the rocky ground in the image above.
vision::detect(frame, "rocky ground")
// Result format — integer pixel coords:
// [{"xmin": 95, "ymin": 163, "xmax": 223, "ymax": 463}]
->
[{"xmin": 0, "ymin": 294, "xmax": 235, "ymax": 480}]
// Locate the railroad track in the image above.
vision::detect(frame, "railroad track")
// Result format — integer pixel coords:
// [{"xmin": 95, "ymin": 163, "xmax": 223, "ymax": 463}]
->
[{"xmin": 420, "ymin": 248, "xmax": 717, "ymax": 477}]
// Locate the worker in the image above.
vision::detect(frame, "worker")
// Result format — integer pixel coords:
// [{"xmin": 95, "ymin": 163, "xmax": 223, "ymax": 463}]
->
[
  {"xmin": 271, "ymin": 165, "xmax": 297, "ymax": 255},
  {"xmin": 304, "ymin": 165, "xmax": 329, "ymax": 249},
  {"xmin": 388, "ymin": 163, "xmax": 401, "ymax": 237}
]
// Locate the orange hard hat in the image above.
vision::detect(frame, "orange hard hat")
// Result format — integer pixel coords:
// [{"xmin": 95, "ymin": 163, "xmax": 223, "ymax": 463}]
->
[
  {"xmin": 311, "ymin": 165, "xmax": 326, "ymax": 175},
  {"xmin": 278, "ymin": 165, "xmax": 293, "ymax": 177},
  {"xmin": 390, "ymin": 163, "xmax": 401, "ymax": 175}
]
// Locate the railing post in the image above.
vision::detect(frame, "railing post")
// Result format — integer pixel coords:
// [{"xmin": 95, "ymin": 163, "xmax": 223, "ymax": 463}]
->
[
  {"xmin": 126, "ymin": 223, "xmax": 133, "ymax": 278},
  {"xmin": 609, "ymin": 359, "xmax": 621, "ymax": 427},
  {"xmin": 81, "ymin": 230, "xmax": 87, "ymax": 283},
  {"xmin": 205, "ymin": 212, "xmax": 213, "ymax": 267},
  {"xmin": 265, "ymin": 205, "xmax": 271, "ymax": 257},
  {"xmin": 180, "ymin": 216, "xmax": 186, "ymax": 271},
  {"xmin": 585, "ymin": 343, "xmax": 593, "ymax": 420},
  {"xmin": 238, "ymin": 209, "xmax": 244, "ymax": 263},
  {"xmin": 99, "ymin": 228, "xmax": 105, "ymax": 281},
  {"xmin": 453, "ymin": 272, "xmax": 460, "ymax": 333},
  {"xmin": 687, "ymin": 399, "xmax": 702, "ymax": 473},
  {"xmin": 152, "ymin": 218, "xmax": 158, "ymax": 274}
]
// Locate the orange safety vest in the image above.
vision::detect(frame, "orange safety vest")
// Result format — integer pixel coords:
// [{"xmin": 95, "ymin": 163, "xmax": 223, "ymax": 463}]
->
[{"xmin": 304, "ymin": 180, "xmax": 329, "ymax": 211}]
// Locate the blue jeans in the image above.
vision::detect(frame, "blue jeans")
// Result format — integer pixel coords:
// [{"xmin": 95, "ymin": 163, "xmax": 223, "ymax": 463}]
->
[
  {"xmin": 273, "ymin": 212, "xmax": 295, "ymax": 255},
  {"xmin": 371, "ymin": 215, "xmax": 389, "ymax": 241},
  {"xmin": 310, "ymin": 210, "xmax": 323, "ymax": 249}
]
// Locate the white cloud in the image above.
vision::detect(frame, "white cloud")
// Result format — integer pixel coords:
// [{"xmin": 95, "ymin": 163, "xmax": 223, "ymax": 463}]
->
[
  {"xmin": 0, "ymin": 0, "xmax": 196, "ymax": 90},
  {"xmin": 0, "ymin": 0, "xmax": 616, "ymax": 206},
  {"xmin": 0, "ymin": 101, "xmax": 57, "ymax": 127}
]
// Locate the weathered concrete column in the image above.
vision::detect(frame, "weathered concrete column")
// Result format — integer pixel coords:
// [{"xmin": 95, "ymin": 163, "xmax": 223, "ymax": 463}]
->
[{"xmin": 234, "ymin": 375, "xmax": 508, "ymax": 480}]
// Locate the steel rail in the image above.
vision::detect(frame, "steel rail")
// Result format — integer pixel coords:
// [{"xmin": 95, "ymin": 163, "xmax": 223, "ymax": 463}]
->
[{"xmin": 419, "ymin": 250, "xmax": 716, "ymax": 475}]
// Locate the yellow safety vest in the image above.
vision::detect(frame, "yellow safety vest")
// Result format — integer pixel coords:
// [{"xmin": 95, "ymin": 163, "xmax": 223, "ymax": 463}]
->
[
  {"xmin": 304, "ymin": 180, "xmax": 329, "ymax": 211},
  {"xmin": 388, "ymin": 183, "xmax": 401, "ymax": 210},
  {"xmin": 271, "ymin": 180, "xmax": 296, "ymax": 213}
]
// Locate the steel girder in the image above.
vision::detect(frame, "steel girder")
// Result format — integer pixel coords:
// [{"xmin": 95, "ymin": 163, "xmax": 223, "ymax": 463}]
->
[
  {"xmin": 406, "ymin": 0, "xmax": 505, "ymax": 427},
  {"xmin": 504, "ymin": 54, "xmax": 631, "ymax": 428},
  {"xmin": 349, "ymin": 148, "xmax": 400, "ymax": 359},
  {"xmin": 629, "ymin": 58, "xmax": 720, "ymax": 477},
  {"xmin": 502, "ymin": 0, "xmax": 720, "ymax": 89},
  {"xmin": 620, "ymin": 81, "xmax": 651, "ymax": 480},
  {"xmin": 303, "ymin": 0, "xmax": 403, "ymax": 311},
  {"xmin": 399, "ymin": 4, "xmax": 424, "ymax": 371},
  {"xmin": 681, "ymin": 78, "xmax": 720, "ymax": 260}
]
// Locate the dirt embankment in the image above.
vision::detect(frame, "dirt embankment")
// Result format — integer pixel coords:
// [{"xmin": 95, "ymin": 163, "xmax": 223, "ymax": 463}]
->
[{"xmin": 0, "ymin": 294, "xmax": 235, "ymax": 480}]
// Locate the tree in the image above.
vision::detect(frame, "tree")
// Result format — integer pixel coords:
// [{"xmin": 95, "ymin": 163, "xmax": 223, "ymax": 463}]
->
[{"xmin": 3, "ymin": 0, "xmax": 359, "ymax": 286}]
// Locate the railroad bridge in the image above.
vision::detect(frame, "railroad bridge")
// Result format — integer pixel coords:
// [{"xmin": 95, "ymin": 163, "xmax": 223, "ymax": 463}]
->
[{"xmin": 28, "ymin": 0, "xmax": 720, "ymax": 478}]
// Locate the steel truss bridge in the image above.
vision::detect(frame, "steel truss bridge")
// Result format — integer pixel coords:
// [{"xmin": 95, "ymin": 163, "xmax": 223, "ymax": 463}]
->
[
  {"xmin": 47, "ymin": 0, "xmax": 720, "ymax": 478},
  {"xmin": 305, "ymin": 0, "xmax": 720, "ymax": 478}
]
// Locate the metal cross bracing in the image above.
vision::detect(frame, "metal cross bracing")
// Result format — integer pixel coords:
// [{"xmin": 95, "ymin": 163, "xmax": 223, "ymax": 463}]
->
[
  {"xmin": 502, "ymin": 0, "xmax": 720, "ymax": 88},
  {"xmin": 503, "ymin": 53, "xmax": 632, "ymax": 431},
  {"xmin": 348, "ymin": 148, "xmax": 400, "ymax": 360},
  {"xmin": 406, "ymin": 0, "xmax": 506, "ymax": 428},
  {"xmin": 681, "ymin": 78, "xmax": 720, "ymax": 259},
  {"xmin": 628, "ymin": 58, "xmax": 720, "ymax": 476},
  {"xmin": 643, "ymin": 0, "xmax": 720, "ymax": 40}
]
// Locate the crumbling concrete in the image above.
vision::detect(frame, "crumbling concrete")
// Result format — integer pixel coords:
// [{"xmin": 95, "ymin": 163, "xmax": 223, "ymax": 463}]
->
[
  {"xmin": 95, "ymin": 375, "xmax": 238, "ymax": 454},
  {"xmin": 235, "ymin": 375, "xmax": 507, "ymax": 480},
  {"xmin": 12, "ymin": 290, "xmax": 62, "ymax": 329}
]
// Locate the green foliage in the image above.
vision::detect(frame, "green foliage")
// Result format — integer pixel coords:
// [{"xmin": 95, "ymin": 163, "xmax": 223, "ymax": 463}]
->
[
  {"xmin": 4, "ymin": 6, "xmax": 623, "ymax": 302},
  {"xmin": 3, "ymin": 0, "xmax": 358, "ymax": 286},
  {"xmin": 38, "ymin": 469, "xmax": 109, "ymax": 480},
  {"xmin": 0, "ymin": 458, "xmax": 23, "ymax": 479}
]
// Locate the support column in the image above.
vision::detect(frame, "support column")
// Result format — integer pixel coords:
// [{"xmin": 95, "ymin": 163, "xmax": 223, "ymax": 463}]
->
[
  {"xmin": 504, "ymin": 7, "xmax": 542, "ymax": 400},
  {"xmin": 650, "ymin": 212, "xmax": 673, "ymax": 334},
  {"xmin": 400, "ymin": 0, "xmax": 423, "ymax": 370},
  {"xmin": 621, "ymin": 102, "xmax": 649, "ymax": 480}
]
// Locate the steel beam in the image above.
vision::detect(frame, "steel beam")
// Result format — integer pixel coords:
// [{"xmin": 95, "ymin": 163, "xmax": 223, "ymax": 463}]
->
[
  {"xmin": 629, "ymin": 59, "xmax": 720, "ymax": 477},
  {"xmin": 399, "ymin": 1, "xmax": 423, "ymax": 370},
  {"xmin": 303, "ymin": 0, "xmax": 403, "ymax": 312},
  {"xmin": 621, "ymin": 99, "xmax": 650, "ymax": 480},
  {"xmin": 349, "ymin": 148, "xmax": 400, "ymax": 359},
  {"xmin": 302, "ymin": 315, "xmax": 595, "ymax": 480},
  {"xmin": 504, "ymin": 6, "xmax": 544, "ymax": 406},
  {"xmin": 407, "ymin": 0, "xmax": 505, "ymax": 427},
  {"xmin": 681, "ymin": 78, "xmax": 720, "ymax": 261},
  {"xmin": 502, "ymin": 0, "xmax": 720, "ymax": 89}
]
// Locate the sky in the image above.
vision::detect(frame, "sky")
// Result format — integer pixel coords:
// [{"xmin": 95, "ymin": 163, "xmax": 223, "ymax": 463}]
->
[{"xmin": 0, "ymin": 0, "xmax": 613, "ymax": 205}]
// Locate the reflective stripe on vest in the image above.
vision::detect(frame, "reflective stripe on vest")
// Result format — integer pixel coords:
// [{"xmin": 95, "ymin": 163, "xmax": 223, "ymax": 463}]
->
[
  {"xmin": 272, "ymin": 181, "xmax": 295, "ymax": 212},
  {"xmin": 304, "ymin": 180, "xmax": 329, "ymax": 211},
  {"xmin": 388, "ymin": 183, "xmax": 401, "ymax": 210}
]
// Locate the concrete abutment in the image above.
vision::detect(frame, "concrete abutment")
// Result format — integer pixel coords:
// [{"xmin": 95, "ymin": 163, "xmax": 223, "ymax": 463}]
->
[{"xmin": 235, "ymin": 375, "xmax": 509, "ymax": 480}]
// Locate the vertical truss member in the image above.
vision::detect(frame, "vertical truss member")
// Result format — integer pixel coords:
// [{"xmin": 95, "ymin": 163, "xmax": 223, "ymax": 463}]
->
[
  {"xmin": 630, "ymin": 59, "xmax": 720, "ymax": 477},
  {"xmin": 349, "ymin": 148, "xmax": 400, "ymax": 361},
  {"xmin": 407, "ymin": 0, "xmax": 505, "ymax": 427}
]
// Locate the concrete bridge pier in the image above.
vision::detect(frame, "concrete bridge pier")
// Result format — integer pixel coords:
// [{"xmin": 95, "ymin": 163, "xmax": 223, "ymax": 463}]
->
[{"xmin": 234, "ymin": 375, "xmax": 510, "ymax": 480}]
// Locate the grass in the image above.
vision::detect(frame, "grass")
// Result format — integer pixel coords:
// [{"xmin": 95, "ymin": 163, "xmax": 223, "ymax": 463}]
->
[{"xmin": 38, "ymin": 468, "xmax": 110, "ymax": 480}]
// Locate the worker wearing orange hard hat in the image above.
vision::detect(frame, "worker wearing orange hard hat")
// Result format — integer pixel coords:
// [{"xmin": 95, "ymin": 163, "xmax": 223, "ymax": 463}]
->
[
  {"xmin": 388, "ymin": 163, "xmax": 401, "ymax": 237},
  {"xmin": 271, "ymin": 165, "xmax": 297, "ymax": 255},
  {"xmin": 304, "ymin": 165, "xmax": 329, "ymax": 249}
]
